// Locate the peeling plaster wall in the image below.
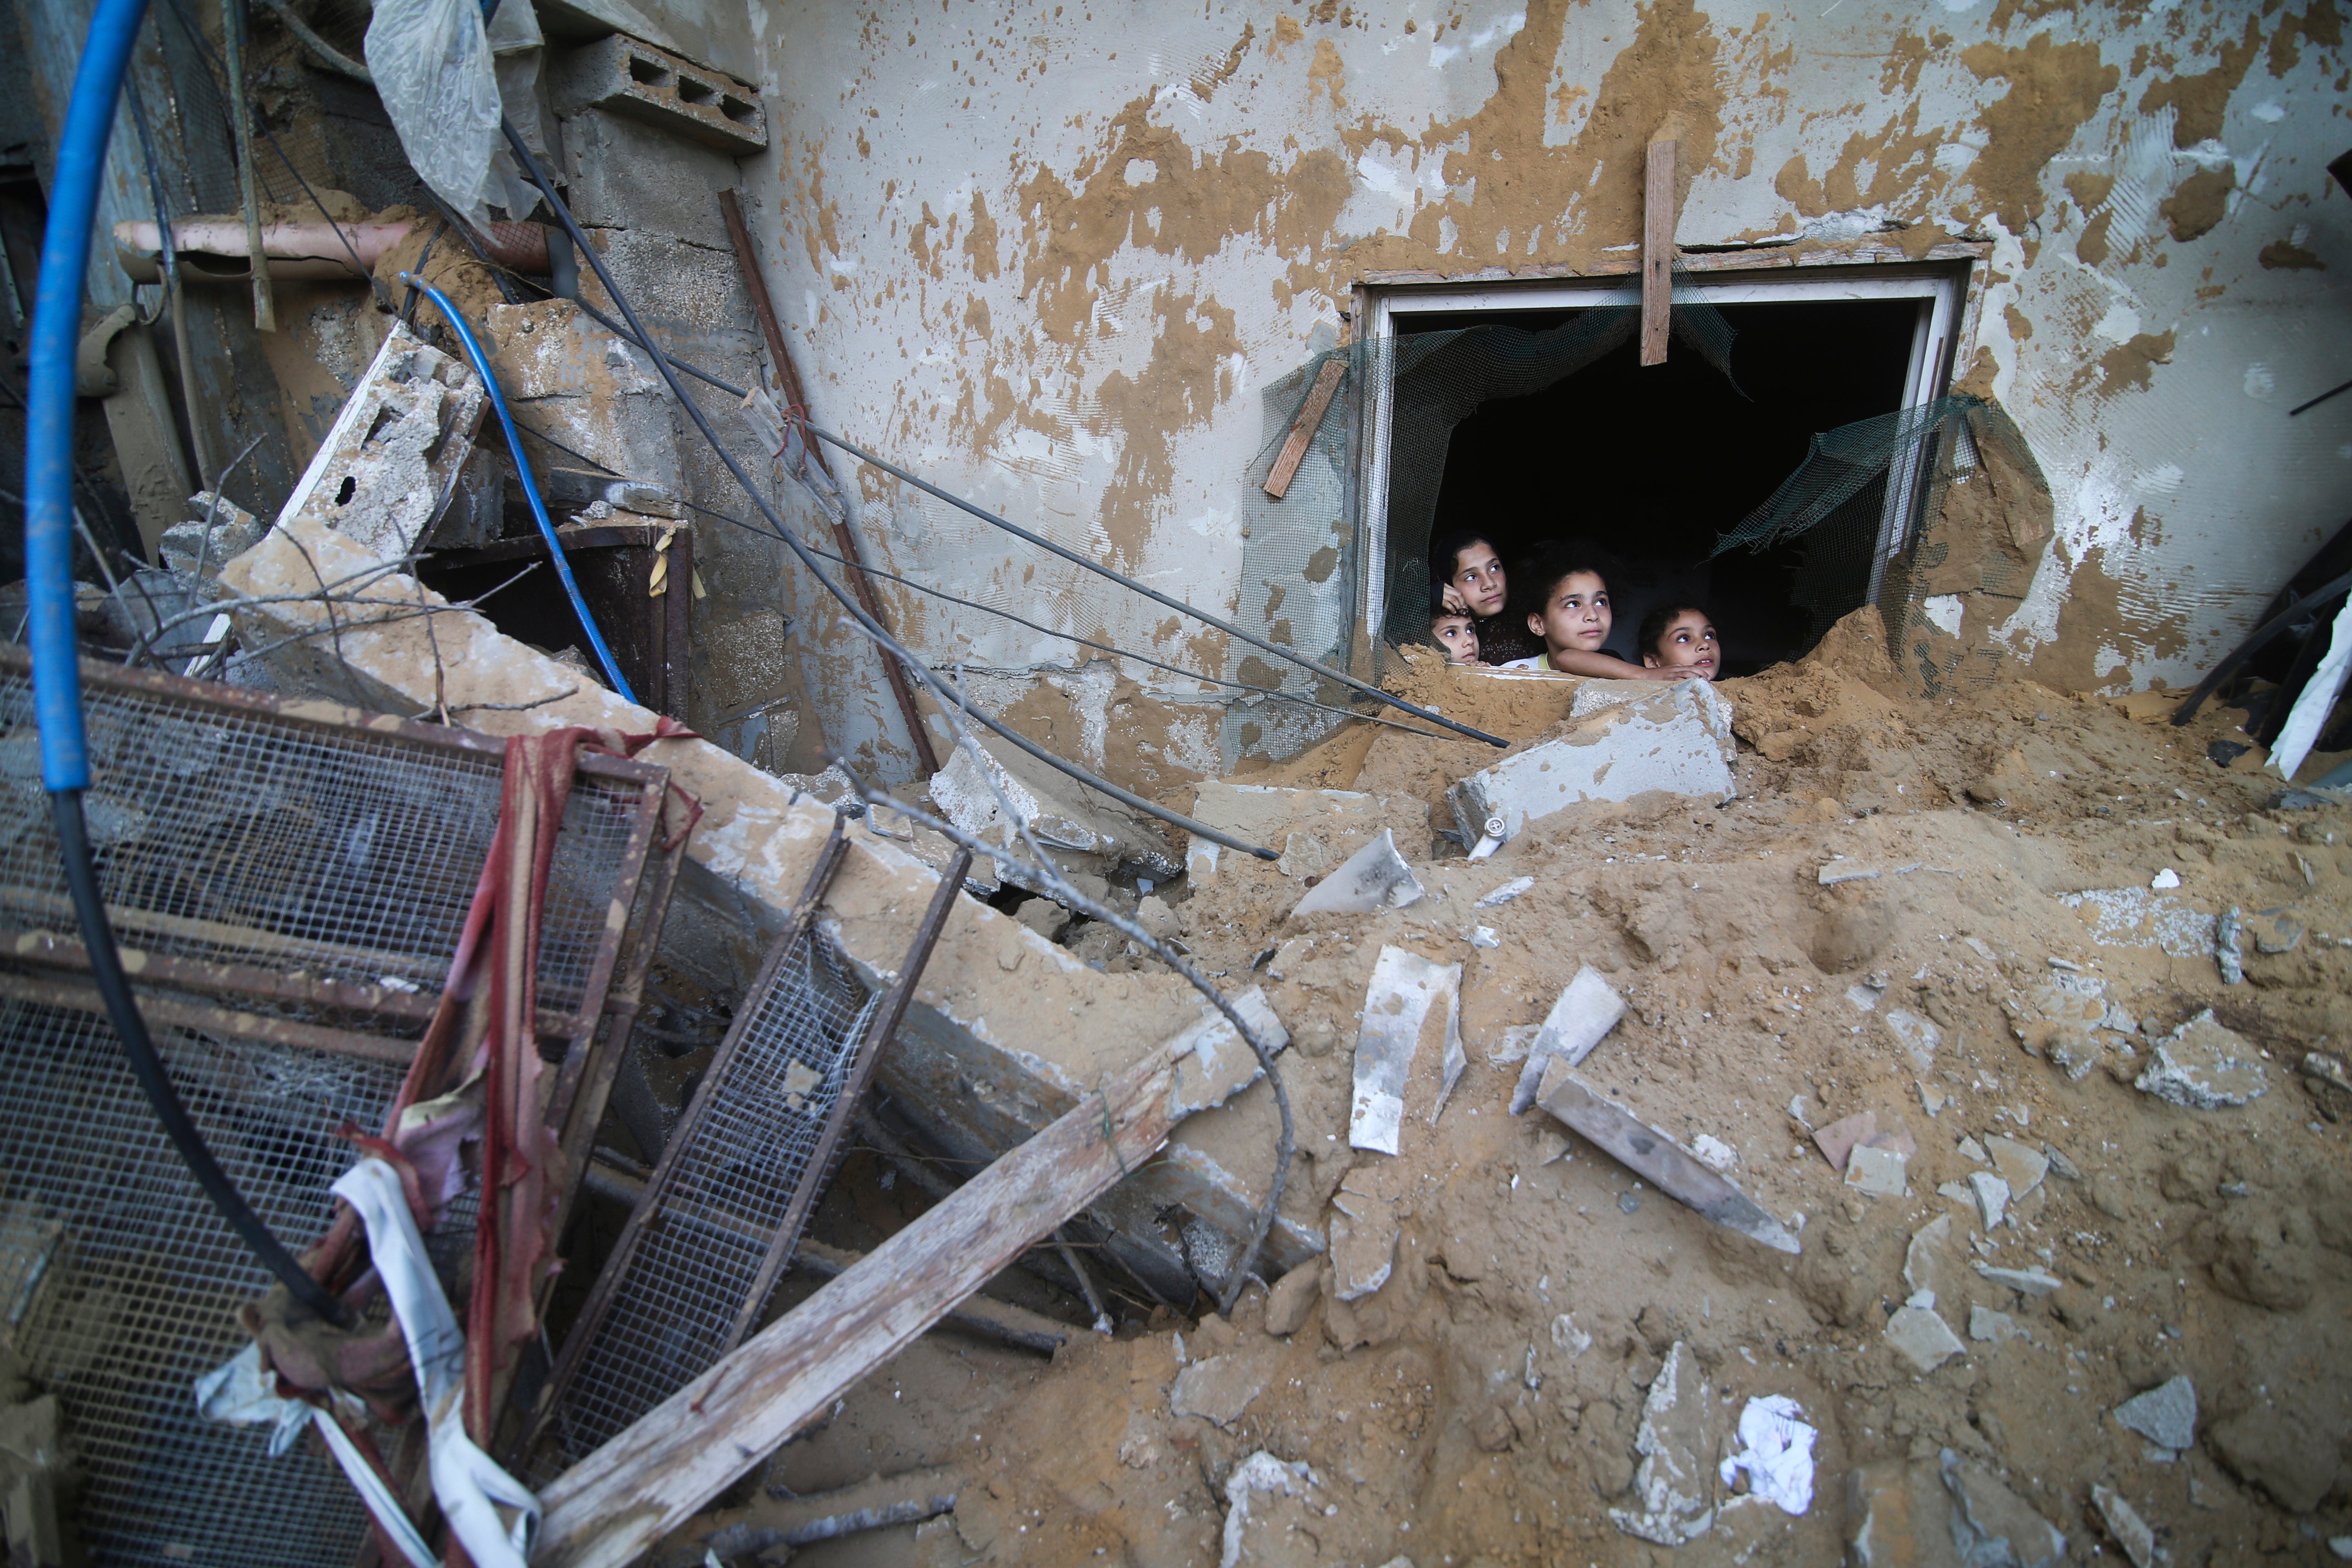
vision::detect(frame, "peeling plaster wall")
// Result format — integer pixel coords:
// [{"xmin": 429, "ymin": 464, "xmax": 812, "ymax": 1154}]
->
[{"xmin": 732, "ymin": 0, "xmax": 2350, "ymax": 784}]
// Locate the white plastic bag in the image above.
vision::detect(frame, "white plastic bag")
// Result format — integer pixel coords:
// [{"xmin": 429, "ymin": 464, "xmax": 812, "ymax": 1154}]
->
[{"xmin": 364, "ymin": 0, "xmax": 538, "ymax": 230}]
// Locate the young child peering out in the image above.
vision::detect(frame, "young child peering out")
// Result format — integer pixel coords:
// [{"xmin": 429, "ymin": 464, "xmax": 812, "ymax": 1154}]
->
[
  {"xmin": 1429, "ymin": 528, "xmax": 1538, "ymax": 666},
  {"xmin": 1637, "ymin": 604, "xmax": 1720, "ymax": 680},
  {"xmin": 1499, "ymin": 546, "xmax": 1685, "ymax": 681},
  {"xmin": 1429, "ymin": 608, "xmax": 1483, "ymax": 666}
]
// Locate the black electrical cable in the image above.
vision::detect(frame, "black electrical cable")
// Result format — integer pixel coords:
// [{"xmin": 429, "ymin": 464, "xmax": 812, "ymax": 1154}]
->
[
  {"xmin": 495, "ymin": 117, "xmax": 1281, "ymax": 864},
  {"xmin": 52, "ymin": 794, "xmax": 349, "ymax": 1323}
]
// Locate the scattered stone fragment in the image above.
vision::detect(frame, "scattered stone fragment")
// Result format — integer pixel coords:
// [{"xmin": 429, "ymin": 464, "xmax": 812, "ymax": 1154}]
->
[
  {"xmin": 2330, "ymin": 1535, "xmax": 2352, "ymax": 1561},
  {"xmin": 1941, "ymin": 1449, "xmax": 2066, "ymax": 1568},
  {"xmin": 1820, "ymin": 860, "xmax": 1883, "ymax": 886},
  {"xmin": 1261, "ymin": 1263, "xmax": 1323, "ymax": 1338},
  {"xmin": 1884, "ymin": 1305, "xmax": 1965, "ymax": 1373},
  {"xmin": 1982, "ymin": 1134, "xmax": 2048, "ymax": 1198},
  {"xmin": 2152, "ymin": 868, "xmax": 2181, "ymax": 889},
  {"xmin": 1920, "ymin": 1081, "xmax": 1948, "ymax": 1117},
  {"xmin": 2250, "ymin": 910, "xmax": 2304, "ymax": 954},
  {"xmin": 1973, "ymin": 1263, "xmax": 2064, "ymax": 1297},
  {"xmin": 1171, "ymin": 1353, "xmax": 1270, "ymax": 1428},
  {"xmin": 1846, "ymin": 980, "xmax": 1884, "ymax": 1010},
  {"xmin": 1220, "ymin": 1450, "xmax": 1325, "ymax": 1567},
  {"xmin": 1884, "ymin": 1008, "xmax": 1942, "ymax": 1071},
  {"xmin": 2049, "ymin": 1032, "xmax": 2103, "ymax": 1081},
  {"xmin": 1618, "ymin": 1190, "xmax": 1643, "ymax": 1215},
  {"xmin": 2042, "ymin": 1143, "xmax": 2082, "ymax": 1182},
  {"xmin": 1846, "ymin": 1459, "xmax": 1958, "ymax": 1568},
  {"xmin": 1937, "ymin": 1181, "xmax": 1973, "ymax": 1204},
  {"xmin": 2215, "ymin": 905, "xmax": 2245, "ymax": 985},
  {"xmin": 1467, "ymin": 924, "xmax": 1499, "ymax": 949},
  {"xmin": 1813, "ymin": 1110, "xmax": 1878, "ymax": 1171},
  {"xmin": 1691, "ymin": 1134, "xmax": 1738, "ymax": 1174},
  {"xmin": 2135, "ymin": 1010, "xmax": 2268, "ymax": 1109},
  {"xmin": 1608, "ymin": 1342, "xmax": 1715, "ymax": 1546},
  {"xmin": 1967, "ymin": 1171, "xmax": 2011, "ymax": 1229},
  {"xmin": 2091, "ymin": 1485, "xmax": 2154, "ymax": 1568},
  {"xmin": 1968, "ymin": 1305, "xmax": 2024, "ymax": 1344},
  {"xmin": 1474, "ymin": 875, "xmax": 1534, "ymax": 908},
  {"xmin": 2112, "ymin": 1375, "xmax": 2196, "ymax": 1452},
  {"xmin": 1903, "ymin": 1215, "xmax": 1952, "ymax": 1297},
  {"xmin": 1327, "ymin": 1172, "xmax": 1398, "ymax": 1303},
  {"xmin": 1845, "ymin": 1144, "xmax": 1908, "ymax": 1198},
  {"xmin": 1958, "ymin": 1136, "xmax": 1991, "ymax": 1166},
  {"xmin": 1014, "ymin": 896, "xmax": 1071, "ymax": 941}
]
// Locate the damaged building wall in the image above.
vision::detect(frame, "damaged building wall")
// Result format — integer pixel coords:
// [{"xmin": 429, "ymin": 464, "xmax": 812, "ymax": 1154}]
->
[{"xmin": 731, "ymin": 0, "xmax": 2351, "ymax": 791}]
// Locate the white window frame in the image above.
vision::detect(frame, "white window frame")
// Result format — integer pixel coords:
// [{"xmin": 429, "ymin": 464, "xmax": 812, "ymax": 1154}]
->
[{"xmin": 1355, "ymin": 264, "xmax": 1970, "ymax": 643}]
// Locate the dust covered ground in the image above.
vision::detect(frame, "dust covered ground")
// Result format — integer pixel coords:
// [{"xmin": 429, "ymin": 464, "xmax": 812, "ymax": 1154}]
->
[{"xmin": 665, "ymin": 618, "xmax": 2352, "ymax": 1568}]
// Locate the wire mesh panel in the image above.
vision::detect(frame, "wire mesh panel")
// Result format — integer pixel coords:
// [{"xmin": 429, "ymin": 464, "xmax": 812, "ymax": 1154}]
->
[
  {"xmin": 531, "ymin": 934, "xmax": 878, "ymax": 1477},
  {"xmin": 0, "ymin": 653, "xmax": 658, "ymax": 1033},
  {"xmin": 0, "ymin": 999, "xmax": 405, "ymax": 1568}
]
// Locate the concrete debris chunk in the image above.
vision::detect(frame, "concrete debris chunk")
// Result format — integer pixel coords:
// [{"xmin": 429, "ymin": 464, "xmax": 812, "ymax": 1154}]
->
[
  {"xmin": 1982, "ymin": 1135, "xmax": 2048, "ymax": 1198},
  {"xmin": 1968, "ymin": 1305, "xmax": 2025, "ymax": 1344},
  {"xmin": 2135, "ymin": 1009, "xmax": 2268, "ymax": 1108},
  {"xmin": 1846, "ymin": 1459, "xmax": 1963, "ymax": 1568},
  {"xmin": 1884, "ymin": 1305, "xmax": 1965, "ymax": 1373},
  {"xmin": 1170, "ymin": 1354, "xmax": 1270, "ymax": 1428},
  {"xmin": 272, "ymin": 322, "xmax": 486, "ymax": 569},
  {"xmin": 1813, "ymin": 1110, "xmax": 1878, "ymax": 1172},
  {"xmin": 2059, "ymin": 886, "xmax": 2216, "ymax": 959},
  {"xmin": 1884, "ymin": 1008, "xmax": 1942, "ymax": 1071},
  {"xmin": 2215, "ymin": 905, "xmax": 2245, "ymax": 984},
  {"xmin": 928, "ymin": 731, "xmax": 1178, "ymax": 884},
  {"xmin": 161, "ymin": 492, "xmax": 264, "ymax": 579},
  {"xmin": 1185, "ymin": 780, "xmax": 1427, "ymax": 884},
  {"xmin": 2112, "ymin": 1376, "xmax": 2196, "ymax": 1452},
  {"xmin": 2092, "ymin": 1485, "xmax": 2156, "ymax": 1568},
  {"xmin": 1940, "ymin": 1449, "xmax": 2066, "ymax": 1568},
  {"xmin": 1348, "ymin": 947, "xmax": 1464, "ymax": 1154},
  {"xmin": 1904, "ymin": 1214, "xmax": 1953, "ymax": 1297},
  {"xmin": 1290, "ymin": 827, "xmax": 1424, "ymax": 916},
  {"xmin": 1973, "ymin": 1263, "xmax": 2064, "ymax": 1297},
  {"xmin": 1550, "ymin": 1312, "xmax": 1593, "ymax": 1358},
  {"xmin": 1608, "ymin": 1342, "xmax": 1716, "ymax": 1546},
  {"xmin": 1220, "ymin": 1450, "xmax": 1324, "ymax": 1568},
  {"xmin": 1690, "ymin": 1134, "xmax": 1737, "ymax": 1174},
  {"xmin": 1261, "ymin": 1264, "xmax": 1322, "ymax": 1338},
  {"xmin": 1447, "ymin": 679, "xmax": 1735, "ymax": 846},
  {"xmin": 1167, "ymin": 989, "xmax": 1290, "ymax": 1118},
  {"xmin": 1845, "ymin": 1144, "xmax": 1908, "ymax": 1198},
  {"xmin": 1508, "ymin": 965, "xmax": 1626, "ymax": 1114},
  {"xmin": 1475, "ymin": 875, "xmax": 1535, "ymax": 907},
  {"xmin": 1327, "ymin": 1172, "xmax": 1398, "ymax": 1302}
]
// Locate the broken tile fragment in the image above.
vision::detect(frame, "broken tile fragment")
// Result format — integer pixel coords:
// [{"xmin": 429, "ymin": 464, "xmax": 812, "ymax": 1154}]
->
[
  {"xmin": 1903, "ymin": 1214, "xmax": 1952, "ymax": 1297},
  {"xmin": 1967, "ymin": 1171, "xmax": 2010, "ymax": 1229},
  {"xmin": 1968, "ymin": 1305, "xmax": 2024, "ymax": 1343},
  {"xmin": 1884, "ymin": 1305, "xmax": 1965, "ymax": 1372},
  {"xmin": 1942, "ymin": 1449, "xmax": 2065, "ymax": 1568},
  {"xmin": 1348, "ymin": 947, "xmax": 1463, "ymax": 1154},
  {"xmin": 1844, "ymin": 1143, "xmax": 1907, "ymax": 1198},
  {"xmin": 1983, "ymin": 1134, "xmax": 2048, "ymax": 1198},
  {"xmin": 1508, "ymin": 965, "xmax": 1626, "ymax": 1114},
  {"xmin": 1812, "ymin": 1110, "xmax": 1877, "ymax": 1171}
]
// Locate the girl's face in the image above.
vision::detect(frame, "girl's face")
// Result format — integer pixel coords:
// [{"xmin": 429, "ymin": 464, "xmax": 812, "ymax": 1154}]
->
[
  {"xmin": 1528, "ymin": 571, "xmax": 1611, "ymax": 654},
  {"xmin": 1644, "ymin": 611, "xmax": 1719, "ymax": 677},
  {"xmin": 1451, "ymin": 543, "xmax": 1508, "ymax": 618},
  {"xmin": 1432, "ymin": 616, "xmax": 1480, "ymax": 664}
]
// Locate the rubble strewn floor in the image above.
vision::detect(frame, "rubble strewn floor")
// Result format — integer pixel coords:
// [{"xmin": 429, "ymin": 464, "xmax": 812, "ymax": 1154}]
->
[{"xmin": 661, "ymin": 626, "xmax": 2352, "ymax": 1568}]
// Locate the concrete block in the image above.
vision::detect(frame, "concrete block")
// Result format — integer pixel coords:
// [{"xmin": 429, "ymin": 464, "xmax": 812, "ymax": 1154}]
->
[
  {"xmin": 2136, "ymin": 1009, "xmax": 2268, "ymax": 1108},
  {"xmin": 928, "ymin": 732, "xmax": 1178, "ymax": 882},
  {"xmin": 1167, "ymin": 988, "xmax": 1287, "ymax": 1118},
  {"xmin": 556, "ymin": 105, "xmax": 747, "ymax": 246},
  {"xmin": 1348, "ymin": 945, "xmax": 1463, "ymax": 1154},
  {"xmin": 484, "ymin": 299, "xmax": 683, "ymax": 495},
  {"xmin": 1447, "ymin": 678, "xmax": 1735, "ymax": 845},
  {"xmin": 270, "ymin": 323, "xmax": 486, "ymax": 569},
  {"xmin": 549, "ymin": 32, "xmax": 765, "ymax": 152},
  {"xmin": 1185, "ymin": 780, "xmax": 1428, "ymax": 883}
]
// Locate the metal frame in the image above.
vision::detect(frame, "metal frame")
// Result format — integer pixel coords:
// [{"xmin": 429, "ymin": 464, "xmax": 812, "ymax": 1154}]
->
[
  {"xmin": 1349, "ymin": 250, "xmax": 1980, "ymax": 653},
  {"xmin": 0, "ymin": 645, "xmax": 672, "ymax": 1062}
]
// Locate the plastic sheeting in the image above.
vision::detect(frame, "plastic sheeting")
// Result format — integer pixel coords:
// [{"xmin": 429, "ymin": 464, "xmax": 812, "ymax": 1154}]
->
[{"xmin": 363, "ymin": 0, "xmax": 539, "ymax": 231}]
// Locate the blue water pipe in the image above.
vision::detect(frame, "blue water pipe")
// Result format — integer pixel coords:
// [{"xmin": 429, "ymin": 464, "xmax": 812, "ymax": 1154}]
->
[
  {"xmin": 397, "ymin": 272, "xmax": 638, "ymax": 705},
  {"xmin": 24, "ymin": 0, "xmax": 350, "ymax": 1324}
]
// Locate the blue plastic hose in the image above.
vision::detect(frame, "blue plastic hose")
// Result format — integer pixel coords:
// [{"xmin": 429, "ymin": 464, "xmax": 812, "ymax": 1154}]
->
[{"xmin": 397, "ymin": 272, "xmax": 638, "ymax": 705}]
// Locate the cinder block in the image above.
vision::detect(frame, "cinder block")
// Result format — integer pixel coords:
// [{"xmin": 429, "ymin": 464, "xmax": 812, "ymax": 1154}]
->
[{"xmin": 552, "ymin": 33, "xmax": 765, "ymax": 153}]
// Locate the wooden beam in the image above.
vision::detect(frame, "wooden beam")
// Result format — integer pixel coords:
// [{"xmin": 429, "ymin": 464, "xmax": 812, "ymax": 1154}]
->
[
  {"xmin": 1641, "ymin": 139, "xmax": 1676, "ymax": 367},
  {"xmin": 528, "ymin": 1042, "xmax": 1184, "ymax": 1568},
  {"xmin": 1261, "ymin": 358, "xmax": 1348, "ymax": 500}
]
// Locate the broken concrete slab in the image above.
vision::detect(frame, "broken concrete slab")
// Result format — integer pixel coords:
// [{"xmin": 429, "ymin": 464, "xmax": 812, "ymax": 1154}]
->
[
  {"xmin": 1169, "ymin": 1353, "xmax": 1269, "ymax": 1428},
  {"xmin": 2112, "ymin": 1375, "xmax": 2196, "ymax": 1452},
  {"xmin": 1167, "ymin": 989, "xmax": 1289, "ymax": 1119},
  {"xmin": 160, "ymin": 492, "xmax": 265, "ymax": 579},
  {"xmin": 1348, "ymin": 946, "xmax": 1463, "ymax": 1154},
  {"xmin": 1184, "ymin": 780, "xmax": 1429, "ymax": 884},
  {"xmin": 1507, "ymin": 964, "xmax": 1626, "ymax": 1114},
  {"xmin": 1446, "ymin": 679, "xmax": 1736, "ymax": 846},
  {"xmin": 1884, "ymin": 1305, "xmax": 1965, "ymax": 1373},
  {"xmin": 1608, "ymin": 1341, "xmax": 1715, "ymax": 1546},
  {"xmin": 271, "ymin": 322, "xmax": 486, "ymax": 569},
  {"xmin": 1940, "ymin": 1449, "xmax": 2065, "ymax": 1568},
  {"xmin": 1884, "ymin": 1007, "xmax": 1942, "ymax": 1072},
  {"xmin": 485, "ymin": 298, "xmax": 684, "ymax": 497},
  {"xmin": 217, "ymin": 513, "xmax": 1316, "ymax": 1306},
  {"xmin": 2135, "ymin": 1009, "xmax": 2268, "ymax": 1109},
  {"xmin": 927, "ymin": 731, "xmax": 1178, "ymax": 884},
  {"xmin": 1289, "ymin": 828, "xmax": 1424, "ymax": 917}
]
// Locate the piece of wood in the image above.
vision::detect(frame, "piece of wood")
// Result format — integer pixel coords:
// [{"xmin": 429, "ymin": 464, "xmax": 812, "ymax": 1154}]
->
[
  {"xmin": 529, "ymin": 1041, "xmax": 1183, "ymax": 1568},
  {"xmin": 715, "ymin": 188, "xmax": 940, "ymax": 775},
  {"xmin": 1261, "ymin": 358, "xmax": 1347, "ymax": 500},
  {"xmin": 1641, "ymin": 138, "xmax": 1676, "ymax": 367},
  {"xmin": 1533, "ymin": 1061, "xmax": 1799, "ymax": 1254}
]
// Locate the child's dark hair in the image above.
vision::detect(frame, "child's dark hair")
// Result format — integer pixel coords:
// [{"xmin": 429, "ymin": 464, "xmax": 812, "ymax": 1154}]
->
[
  {"xmin": 1429, "ymin": 528, "xmax": 1499, "ymax": 586},
  {"xmin": 1638, "ymin": 603, "xmax": 1710, "ymax": 658},
  {"xmin": 1515, "ymin": 539, "xmax": 1619, "ymax": 617}
]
